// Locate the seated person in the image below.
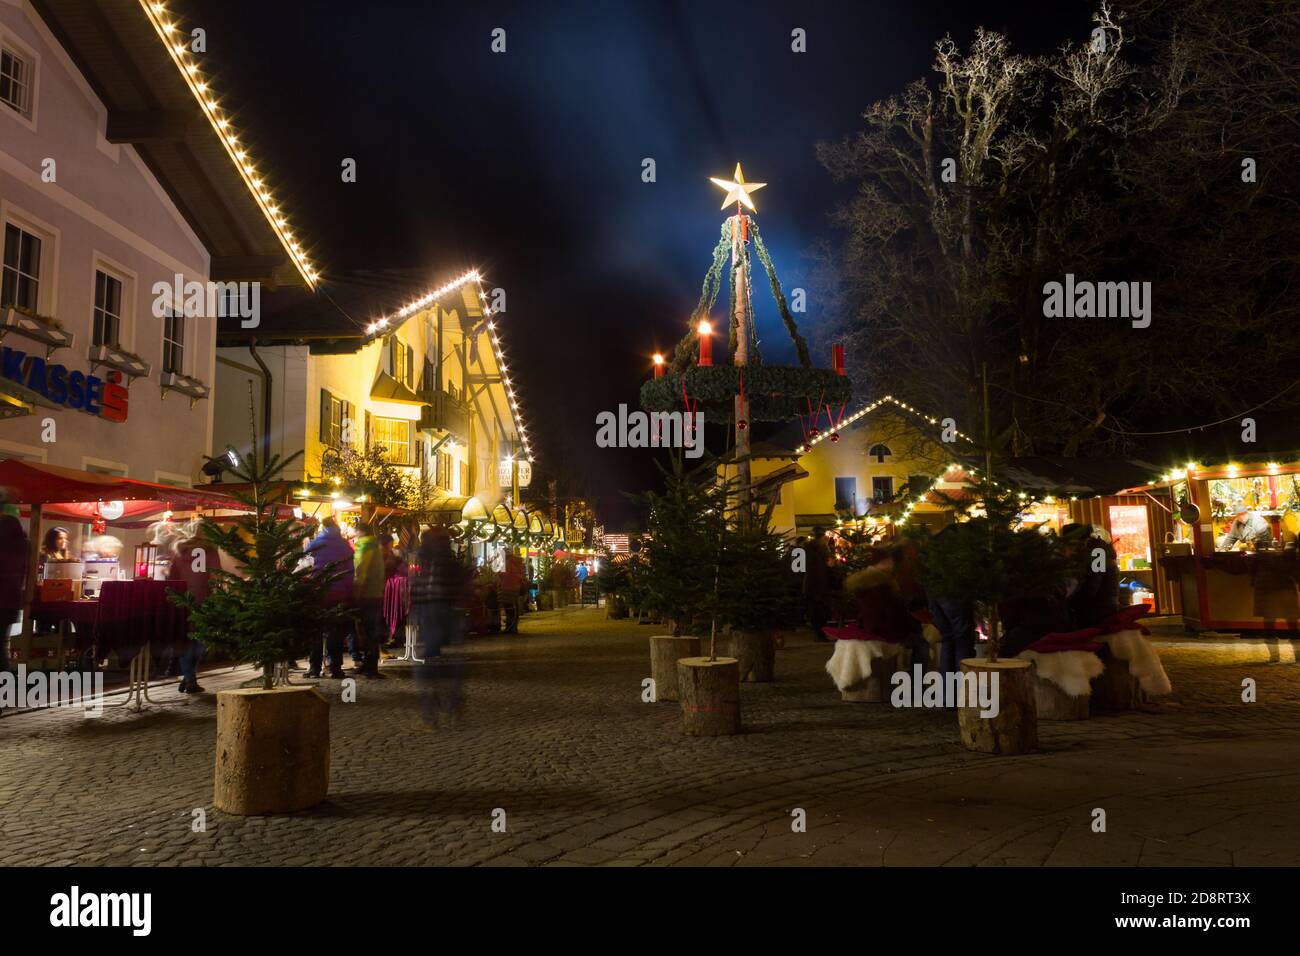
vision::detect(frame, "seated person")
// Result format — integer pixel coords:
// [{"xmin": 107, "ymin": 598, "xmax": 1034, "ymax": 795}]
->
[
  {"xmin": 1060, "ymin": 523, "xmax": 1119, "ymax": 628},
  {"xmin": 847, "ymin": 547, "xmax": 929, "ymax": 668}
]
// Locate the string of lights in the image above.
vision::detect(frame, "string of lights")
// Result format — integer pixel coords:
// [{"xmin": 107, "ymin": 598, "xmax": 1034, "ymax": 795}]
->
[
  {"xmin": 800, "ymin": 395, "xmax": 975, "ymax": 451},
  {"xmin": 362, "ymin": 269, "xmax": 534, "ymax": 465},
  {"xmin": 140, "ymin": 2, "xmax": 319, "ymax": 288}
]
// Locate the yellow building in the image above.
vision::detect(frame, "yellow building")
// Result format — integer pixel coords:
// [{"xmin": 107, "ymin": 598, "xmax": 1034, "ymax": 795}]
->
[
  {"xmin": 720, "ymin": 396, "xmax": 969, "ymax": 535},
  {"xmin": 211, "ymin": 271, "xmax": 530, "ymax": 510}
]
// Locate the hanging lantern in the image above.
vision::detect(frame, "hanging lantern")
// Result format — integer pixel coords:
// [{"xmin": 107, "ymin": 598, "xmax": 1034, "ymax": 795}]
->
[{"xmin": 134, "ymin": 543, "xmax": 158, "ymax": 580}]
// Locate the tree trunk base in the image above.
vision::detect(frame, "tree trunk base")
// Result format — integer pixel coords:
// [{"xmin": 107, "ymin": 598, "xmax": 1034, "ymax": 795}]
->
[
  {"xmin": 677, "ymin": 656, "xmax": 741, "ymax": 736},
  {"xmin": 1091, "ymin": 653, "xmax": 1146, "ymax": 711},
  {"xmin": 1031, "ymin": 666, "xmax": 1090, "ymax": 720},
  {"xmin": 840, "ymin": 649, "xmax": 904, "ymax": 702},
  {"xmin": 214, "ymin": 687, "xmax": 329, "ymax": 815},
  {"xmin": 649, "ymin": 635, "xmax": 701, "ymax": 702},
  {"xmin": 720, "ymin": 630, "xmax": 776, "ymax": 682},
  {"xmin": 957, "ymin": 658, "xmax": 1038, "ymax": 754}
]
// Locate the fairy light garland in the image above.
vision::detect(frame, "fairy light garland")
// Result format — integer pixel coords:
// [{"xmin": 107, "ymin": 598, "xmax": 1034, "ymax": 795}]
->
[
  {"xmin": 140, "ymin": 2, "xmax": 318, "ymax": 287},
  {"xmin": 801, "ymin": 395, "xmax": 975, "ymax": 451},
  {"xmin": 363, "ymin": 270, "xmax": 534, "ymax": 464}
]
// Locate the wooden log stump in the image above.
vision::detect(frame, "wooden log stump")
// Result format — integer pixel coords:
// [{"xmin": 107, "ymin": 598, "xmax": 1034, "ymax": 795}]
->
[
  {"xmin": 677, "ymin": 656, "xmax": 741, "ymax": 736},
  {"xmin": 838, "ymin": 647, "xmax": 905, "ymax": 702},
  {"xmin": 649, "ymin": 635, "xmax": 701, "ymax": 702},
  {"xmin": 1031, "ymin": 665, "xmax": 1090, "ymax": 720},
  {"xmin": 1091, "ymin": 652, "xmax": 1146, "ymax": 711},
  {"xmin": 957, "ymin": 658, "xmax": 1038, "ymax": 755},
  {"xmin": 214, "ymin": 686, "xmax": 329, "ymax": 815},
  {"xmin": 721, "ymin": 630, "xmax": 776, "ymax": 683}
]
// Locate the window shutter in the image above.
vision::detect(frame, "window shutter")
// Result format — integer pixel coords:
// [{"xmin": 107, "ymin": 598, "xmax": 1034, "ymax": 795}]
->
[
  {"xmin": 364, "ymin": 410, "xmax": 372, "ymax": 451},
  {"xmin": 406, "ymin": 345, "xmax": 414, "ymax": 386},
  {"xmin": 319, "ymin": 389, "xmax": 331, "ymax": 443}
]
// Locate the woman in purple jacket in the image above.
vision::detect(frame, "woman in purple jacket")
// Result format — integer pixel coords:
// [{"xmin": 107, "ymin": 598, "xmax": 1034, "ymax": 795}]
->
[{"xmin": 304, "ymin": 517, "xmax": 355, "ymax": 679}]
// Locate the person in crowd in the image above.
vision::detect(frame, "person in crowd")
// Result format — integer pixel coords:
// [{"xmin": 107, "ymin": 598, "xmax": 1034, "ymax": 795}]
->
[
  {"xmin": 40, "ymin": 526, "xmax": 71, "ymax": 566},
  {"xmin": 1060, "ymin": 522, "xmax": 1120, "ymax": 629},
  {"xmin": 411, "ymin": 527, "xmax": 467, "ymax": 725},
  {"xmin": 848, "ymin": 546, "xmax": 930, "ymax": 667},
  {"xmin": 0, "ymin": 514, "xmax": 31, "ymax": 672},
  {"xmin": 166, "ymin": 536, "xmax": 221, "ymax": 693},
  {"xmin": 925, "ymin": 525, "xmax": 977, "ymax": 702},
  {"xmin": 304, "ymin": 516, "xmax": 355, "ymax": 679},
  {"xmin": 499, "ymin": 550, "xmax": 524, "ymax": 634},
  {"xmin": 379, "ymin": 529, "xmax": 407, "ymax": 651},
  {"xmin": 804, "ymin": 527, "xmax": 832, "ymax": 641},
  {"xmin": 351, "ymin": 521, "xmax": 386, "ymax": 677},
  {"xmin": 1217, "ymin": 498, "xmax": 1275, "ymax": 551}
]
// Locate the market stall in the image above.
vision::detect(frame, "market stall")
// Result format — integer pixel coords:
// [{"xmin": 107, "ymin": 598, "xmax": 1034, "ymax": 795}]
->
[
  {"xmin": 0, "ymin": 459, "xmax": 256, "ymax": 673},
  {"xmin": 1144, "ymin": 457, "xmax": 1300, "ymax": 632}
]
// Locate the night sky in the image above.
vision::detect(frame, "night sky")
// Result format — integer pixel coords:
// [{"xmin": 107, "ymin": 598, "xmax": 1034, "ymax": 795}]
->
[{"xmin": 192, "ymin": 0, "xmax": 1096, "ymax": 525}]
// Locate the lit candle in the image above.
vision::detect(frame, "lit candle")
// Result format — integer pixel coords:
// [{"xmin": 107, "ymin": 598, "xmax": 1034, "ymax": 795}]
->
[
  {"xmin": 698, "ymin": 320, "xmax": 712, "ymax": 367},
  {"xmin": 653, "ymin": 353, "xmax": 665, "ymax": 379}
]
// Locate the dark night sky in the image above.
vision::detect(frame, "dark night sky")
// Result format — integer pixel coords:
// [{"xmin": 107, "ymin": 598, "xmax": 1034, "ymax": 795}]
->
[{"xmin": 191, "ymin": 0, "xmax": 1095, "ymax": 525}]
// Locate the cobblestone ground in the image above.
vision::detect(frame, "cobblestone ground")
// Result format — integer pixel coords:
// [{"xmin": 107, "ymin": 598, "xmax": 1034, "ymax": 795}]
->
[{"xmin": 2, "ymin": 608, "xmax": 1299, "ymax": 867}]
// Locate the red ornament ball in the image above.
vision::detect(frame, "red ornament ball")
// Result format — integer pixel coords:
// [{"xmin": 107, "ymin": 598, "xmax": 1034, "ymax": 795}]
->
[
  {"xmin": 737, "ymin": 419, "xmax": 748, "ymax": 431},
  {"xmin": 810, "ymin": 427, "xmax": 821, "ymax": 438},
  {"xmin": 830, "ymin": 433, "xmax": 840, "ymax": 443}
]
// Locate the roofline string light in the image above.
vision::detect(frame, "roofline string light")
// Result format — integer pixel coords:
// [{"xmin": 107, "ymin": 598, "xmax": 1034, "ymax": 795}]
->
[
  {"xmin": 801, "ymin": 395, "xmax": 975, "ymax": 451},
  {"xmin": 140, "ymin": 2, "xmax": 318, "ymax": 288},
  {"xmin": 362, "ymin": 269, "xmax": 534, "ymax": 465}
]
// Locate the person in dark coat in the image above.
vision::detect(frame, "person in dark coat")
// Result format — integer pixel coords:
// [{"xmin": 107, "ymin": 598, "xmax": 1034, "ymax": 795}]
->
[
  {"xmin": 804, "ymin": 527, "xmax": 833, "ymax": 641},
  {"xmin": 925, "ymin": 525, "xmax": 978, "ymax": 696},
  {"xmin": 849, "ymin": 547, "xmax": 928, "ymax": 666},
  {"xmin": 0, "ymin": 514, "xmax": 31, "ymax": 672},
  {"xmin": 304, "ymin": 516, "xmax": 355, "ymax": 679},
  {"xmin": 411, "ymin": 527, "xmax": 467, "ymax": 725},
  {"xmin": 1061, "ymin": 523, "xmax": 1120, "ymax": 628},
  {"xmin": 166, "ymin": 536, "xmax": 220, "ymax": 693}
]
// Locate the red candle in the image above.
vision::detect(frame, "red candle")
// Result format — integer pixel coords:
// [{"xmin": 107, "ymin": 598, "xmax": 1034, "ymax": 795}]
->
[
  {"xmin": 833, "ymin": 344, "xmax": 845, "ymax": 375},
  {"xmin": 653, "ymin": 353, "xmax": 665, "ymax": 378},
  {"xmin": 698, "ymin": 320, "xmax": 713, "ymax": 367}
]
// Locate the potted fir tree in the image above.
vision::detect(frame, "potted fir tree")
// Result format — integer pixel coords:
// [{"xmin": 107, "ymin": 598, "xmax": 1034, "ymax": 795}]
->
[
  {"xmin": 172, "ymin": 449, "xmax": 349, "ymax": 814},
  {"xmin": 715, "ymin": 517, "xmax": 798, "ymax": 682},
  {"xmin": 639, "ymin": 459, "xmax": 741, "ymax": 732},
  {"xmin": 911, "ymin": 484, "xmax": 1067, "ymax": 754}
]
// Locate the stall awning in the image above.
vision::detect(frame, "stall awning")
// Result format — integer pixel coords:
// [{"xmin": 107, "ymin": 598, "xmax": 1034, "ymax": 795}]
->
[
  {"xmin": 426, "ymin": 495, "xmax": 491, "ymax": 524},
  {"xmin": 0, "ymin": 460, "xmax": 247, "ymax": 511}
]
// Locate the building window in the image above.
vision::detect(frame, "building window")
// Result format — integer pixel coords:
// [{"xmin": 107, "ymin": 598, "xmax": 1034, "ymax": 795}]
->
[
  {"xmin": 872, "ymin": 476, "xmax": 894, "ymax": 504},
  {"xmin": 319, "ymin": 390, "xmax": 353, "ymax": 448},
  {"xmin": 436, "ymin": 451, "xmax": 451, "ymax": 490},
  {"xmin": 1, "ymin": 223, "xmax": 41, "ymax": 311},
  {"xmin": 372, "ymin": 416, "xmax": 412, "ymax": 465},
  {"xmin": 0, "ymin": 47, "xmax": 32, "ymax": 118},
  {"xmin": 163, "ymin": 310, "xmax": 185, "ymax": 374},
  {"xmin": 834, "ymin": 476, "xmax": 857, "ymax": 512},
  {"xmin": 868, "ymin": 443, "xmax": 893, "ymax": 464},
  {"xmin": 93, "ymin": 270, "xmax": 123, "ymax": 348},
  {"xmin": 386, "ymin": 337, "xmax": 415, "ymax": 388}
]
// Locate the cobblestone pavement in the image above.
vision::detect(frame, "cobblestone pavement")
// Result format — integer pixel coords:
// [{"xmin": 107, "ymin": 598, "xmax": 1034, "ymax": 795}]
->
[{"xmin": 2, "ymin": 608, "xmax": 1299, "ymax": 867}]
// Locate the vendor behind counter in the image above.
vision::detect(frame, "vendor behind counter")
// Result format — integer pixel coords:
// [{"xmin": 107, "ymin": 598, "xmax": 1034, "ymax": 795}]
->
[{"xmin": 1217, "ymin": 498, "xmax": 1281, "ymax": 551}]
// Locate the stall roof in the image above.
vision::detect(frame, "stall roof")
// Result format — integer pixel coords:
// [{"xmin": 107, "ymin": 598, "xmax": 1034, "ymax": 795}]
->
[
  {"xmin": 0, "ymin": 460, "xmax": 249, "ymax": 510},
  {"xmin": 962, "ymin": 456, "xmax": 1164, "ymax": 497}
]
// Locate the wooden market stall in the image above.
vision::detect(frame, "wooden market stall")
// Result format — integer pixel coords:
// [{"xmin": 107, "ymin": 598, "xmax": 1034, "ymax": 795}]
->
[{"xmin": 1134, "ymin": 456, "xmax": 1300, "ymax": 633}]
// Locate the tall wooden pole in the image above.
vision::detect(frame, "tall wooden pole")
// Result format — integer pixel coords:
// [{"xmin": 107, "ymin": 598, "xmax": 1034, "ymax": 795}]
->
[{"xmin": 732, "ymin": 208, "xmax": 751, "ymax": 516}]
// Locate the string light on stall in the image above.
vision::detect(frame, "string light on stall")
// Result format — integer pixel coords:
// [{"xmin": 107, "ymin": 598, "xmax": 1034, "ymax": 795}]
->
[{"xmin": 140, "ymin": 2, "xmax": 319, "ymax": 287}]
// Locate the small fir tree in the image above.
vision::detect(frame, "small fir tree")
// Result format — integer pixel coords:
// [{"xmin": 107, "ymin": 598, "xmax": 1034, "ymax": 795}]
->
[
  {"xmin": 170, "ymin": 450, "xmax": 349, "ymax": 690},
  {"xmin": 638, "ymin": 457, "xmax": 724, "ymax": 637}
]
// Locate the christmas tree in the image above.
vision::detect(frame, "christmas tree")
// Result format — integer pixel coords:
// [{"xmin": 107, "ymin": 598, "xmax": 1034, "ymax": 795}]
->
[{"xmin": 170, "ymin": 449, "xmax": 349, "ymax": 690}]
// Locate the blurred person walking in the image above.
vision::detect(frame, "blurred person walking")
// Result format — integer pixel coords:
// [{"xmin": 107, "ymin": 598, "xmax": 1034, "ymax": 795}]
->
[
  {"xmin": 304, "ymin": 516, "xmax": 354, "ymax": 679},
  {"xmin": 352, "ymin": 521, "xmax": 386, "ymax": 677},
  {"xmin": 411, "ymin": 527, "xmax": 467, "ymax": 724}
]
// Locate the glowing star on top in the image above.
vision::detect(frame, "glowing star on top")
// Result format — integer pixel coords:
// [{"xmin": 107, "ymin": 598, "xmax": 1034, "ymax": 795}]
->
[{"xmin": 709, "ymin": 163, "xmax": 766, "ymax": 212}]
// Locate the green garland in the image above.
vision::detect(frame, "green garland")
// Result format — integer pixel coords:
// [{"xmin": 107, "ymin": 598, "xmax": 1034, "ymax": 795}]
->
[
  {"xmin": 751, "ymin": 221, "xmax": 811, "ymax": 368},
  {"xmin": 640, "ymin": 365, "xmax": 851, "ymax": 424},
  {"xmin": 670, "ymin": 224, "xmax": 731, "ymax": 375}
]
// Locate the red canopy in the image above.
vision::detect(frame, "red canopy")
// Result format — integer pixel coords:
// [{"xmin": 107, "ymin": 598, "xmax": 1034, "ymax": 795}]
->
[{"xmin": 0, "ymin": 459, "xmax": 249, "ymax": 515}]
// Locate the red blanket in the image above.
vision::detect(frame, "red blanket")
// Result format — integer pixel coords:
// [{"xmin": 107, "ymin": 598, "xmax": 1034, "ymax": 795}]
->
[
  {"xmin": 824, "ymin": 623, "xmax": 900, "ymax": 644},
  {"xmin": 1099, "ymin": 603, "xmax": 1152, "ymax": 635},
  {"xmin": 1026, "ymin": 627, "xmax": 1103, "ymax": 654}
]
